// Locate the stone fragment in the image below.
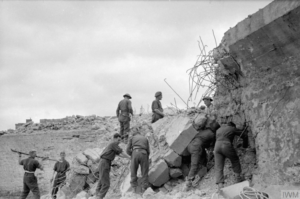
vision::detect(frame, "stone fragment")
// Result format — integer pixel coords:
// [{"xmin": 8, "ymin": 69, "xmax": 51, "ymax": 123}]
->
[
  {"xmin": 120, "ymin": 173, "xmax": 142, "ymax": 196},
  {"xmin": 73, "ymin": 162, "xmax": 89, "ymax": 175},
  {"xmin": 169, "ymin": 125, "xmax": 198, "ymax": 155},
  {"xmin": 88, "ymin": 183, "xmax": 97, "ymax": 196},
  {"xmin": 148, "ymin": 159, "xmax": 170, "ymax": 187},
  {"xmin": 74, "ymin": 191, "xmax": 87, "ymax": 199},
  {"xmin": 87, "ymin": 160, "xmax": 99, "ymax": 175},
  {"xmin": 163, "ymin": 183, "xmax": 172, "ymax": 192},
  {"xmin": 142, "ymin": 187, "xmax": 156, "ymax": 199},
  {"xmin": 59, "ymin": 172, "xmax": 87, "ymax": 199},
  {"xmin": 86, "ymin": 172, "xmax": 98, "ymax": 186},
  {"xmin": 76, "ymin": 152, "xmax": 88, "ymax": 165},
  {"xmin": 163, "ymin": 149, "xmax": 182, "ymax": 167},
  {"xmin": 169, "ymin": 168, "xmax": 182, "ymax": 178},
  {"xmin": 83, "ymin": 148, "xmax": 100, "ymax": 163},
  {"xmin": 220, "ymin": 181, "xmax": 250, "ymax": 198}
]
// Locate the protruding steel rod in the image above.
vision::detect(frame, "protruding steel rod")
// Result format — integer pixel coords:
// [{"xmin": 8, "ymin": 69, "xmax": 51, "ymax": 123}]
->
[{"xmin": 164, "ymin": 78, "xmax": 189, "ymax": 108}]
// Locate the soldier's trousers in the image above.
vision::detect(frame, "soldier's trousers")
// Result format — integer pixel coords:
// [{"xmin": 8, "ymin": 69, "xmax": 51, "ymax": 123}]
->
[
  {"xmin": 119, "ymin": 120, "xmax": 130, "ymax": 138},
  {"xmin": 20, "ymin": 173, "xmax": 40, "ymax": 199},
  {"xmin": 51, "ymin": 175, "xmax": 66, "ymax": 199},
  {"xmin": 130, "ymin": 149, "xmax": 149, "ymax": 189},
  {"xmin": 187, "ymin": 138, "xmax": 207, "ymax": 180},
  {"xmin": 214, "ymin": 140, "xmax": 241, "ymax": 184},
  {"xmin": 96, "ymin": 158, "xmax": 111, "ymax": 199}
]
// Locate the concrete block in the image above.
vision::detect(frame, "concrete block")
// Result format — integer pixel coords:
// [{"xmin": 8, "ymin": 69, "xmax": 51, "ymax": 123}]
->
[
  {"xmin": 169, "ymin": 125, "xmax": 198, "ymax": 155},
  {"xmin": 83, "ymin": 148, "xmax": 100, "ymax": 163},
  {"xmin": 87, "ymin": 160, "xmax": 99, "ymax": 174},
  {"xmin": 220, "ymin": 181, "xmax": 250, "ymax": 198},
  {"xmin": 169, "ymin": 168, "xmax": 182, "ymax": 178},
  {"xmin": 148, "ymin": 159, "xmax": 170, "ymax": 187},
  {"xmin": 163, "ymin": 149, "xmax": 182, "ymax": 167},
  {"xmin": 76, "ymin": 152, "xmax": 88, "ymax": 165},
  {"xmin": 73, "ymin": 162, "xmax": 90, "ymax": 175},
  {"xmin": 86, "ymin": 172, "xmax": 98, "ymax": 186},
  {"xmin": 120, "ymin": 173, "xmax": 142, "ymax": 196}
]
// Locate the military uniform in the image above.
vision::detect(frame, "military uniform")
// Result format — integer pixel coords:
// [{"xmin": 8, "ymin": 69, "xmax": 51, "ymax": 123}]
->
[
  {"xmin": 96, "ymin": 141, "xmax": 123, "ymax": 199},
  {"xmin": 187, "ymin": 128, "xmax": 215, "ymax": 181},
  {"xmin": 214, "ymin": 125, "xmax": 248, "ymax": 184},
  {"xmin": 151, "ymin": 99, "xmax": 163, "ymax": 123},
  {"xmin": 126, "ymin": 133, "xmax": 150, "ymax": 191},
  {"xmin": 20, "ymin": 157, "xmax": 42, "ymax": 199},
  {"xmin": 51, "ymin": 160, "xmax": 70, "ymax": 199},
  {"xmin": 116, "ymin": 96, "xmax": 133, "ymax": 139}
]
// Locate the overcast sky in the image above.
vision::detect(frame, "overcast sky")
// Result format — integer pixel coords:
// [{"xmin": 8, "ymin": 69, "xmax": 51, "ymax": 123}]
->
[{"xmin": 0, "ymin": 0, "xmax": 272, "ymax": 130}]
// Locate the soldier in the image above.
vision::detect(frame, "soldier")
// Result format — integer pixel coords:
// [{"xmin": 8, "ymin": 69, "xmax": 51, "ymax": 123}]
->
[
  {"xmin": 126, "ymin": 126, "xmax": 150, "ymax": 194},
  {"xmin": 96, "ymin": 133, "xmax": 130, "ymax": 199},
  {"xmin": 50, "ymin": 151, "xmax": 70, "ymax": 199},
  {"xmin": 151, "ymin": 91, "xmax": 164, "ymax": 123},
  {"xmin": 214, "ymin": 122, "xmax": 248, "ymax": 191},
  {"xmin": 116, "ymin": 93, "xmax": 133, "ymax": 142},
  {"xmin": 202, "ymin": 96, "xmax": 215, "ymax": 118},
  {"xmin": 18, "ymin": 149, "xmax": 44, "ymax": 199},
  {"xmin": 185, "ymin": 127, "xmax": 215, "ymax": 189}
]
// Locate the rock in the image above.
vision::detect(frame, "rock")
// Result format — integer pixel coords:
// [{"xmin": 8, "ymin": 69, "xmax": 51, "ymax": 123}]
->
[
  {"xmin": 40, "ymin": 194, "xmax": 52, "ymax": 199},
  {"xmin": 120, "ymin": 173, "xmax": 143, "ymax": 196},
  {"xmin": 220, "ymin": 181, "xmax": 250, "ymax": 199},
  {"xmin": 163, "ymin": 149, "xmax": 182, "ymax": 167},
  {"xmin": 73, "ymin": 163, "xmax": 89, "ymax": 175},
  {"xmin": 86, "ymin": 172, "xmax": 98, "ymax": 186},
  {"xmin": 74, "ymin": 191, "xmax": 87, "ymax": 199},
  {"xmin": 169, "ymin": 125, "xmax": 198, "ymax": 155},
  {"xmin": 148, "ymin": 159, "xmax": 170, "ymax": 187},
  {"xmin": 83, "ymin": 148, "xmax": 100, "ymax": 163},
  {"xmin": 88, "ymin": 183, "xmax": 98, "ymax": 196},
  {"xmin": 142, "ymin": 187, "xmax": 155, "ymax": 199},
  {"xmin": 87, "ymin": 160, "xmax": 99, "ymax": 174},
  {"xmin": 76, "ymin": 152, "xmax": 88, "ymax": 165},
  {"xmin": 159, "ymin": 186, "xmax": 168, "ymax": 194},
  {"xmin": 163, "ymin": 183, "xmax": 172, "ymax": 192},
  {"xmin": 59, "ymin": 172, "xmax": 87, "ymax": 199},
  {"xmin": 169, "ymin": 168, "xmax": 182, "ymax": 178},
  {"xmin": 193, "ymin": 112, "xmax": 207, "ymax": 130}
]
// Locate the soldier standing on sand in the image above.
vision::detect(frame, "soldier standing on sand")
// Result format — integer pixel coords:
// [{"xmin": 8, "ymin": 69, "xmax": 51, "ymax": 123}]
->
[
  {"xmin": 126, "ymin": 126, "xmax": 150, "ymax": 194},
  {"xmin": 151, "ymin": 91, "xmax": 164, "ymax": 123},
  {"xmin": 50, "ymin": 151, "xmax": 70, "ymax": 199},
  {"xmin": 95, "ymin": 133, "xmax": 131, "ymax": 199},
  {"xmin": 116, "ymin": 93, "xmax": 133, "ymax": 143},
  {"xmin": 18, "ymin": 149, "xmax": 45, "ymax": 199}
]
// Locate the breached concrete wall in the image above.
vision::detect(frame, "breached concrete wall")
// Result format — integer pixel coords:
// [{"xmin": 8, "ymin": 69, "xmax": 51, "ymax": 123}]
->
[
  {"xmin": 213, "ymin": 0, "xmax": 300, "ymax": 191},
  {"xmin": 0, "ymin": 130, "xmax": 109, "ymax": 198}
]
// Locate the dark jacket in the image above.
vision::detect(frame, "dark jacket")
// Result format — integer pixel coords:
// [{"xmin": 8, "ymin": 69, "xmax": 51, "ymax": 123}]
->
[
  {"xmin": 116, "ymin": 98, "xmax": 133, "ymax": 122},
  {"xmin": 126, "ymin": 134, "xmax": 150, "ymax": 156}
]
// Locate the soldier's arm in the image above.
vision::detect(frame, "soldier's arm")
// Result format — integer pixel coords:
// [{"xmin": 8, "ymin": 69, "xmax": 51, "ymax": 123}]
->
[
  {"xmin": 126, "ymin": 137, "xmax": 133, "ymax": 156},
  {"xmin": 153, "ymin": 101, "xmax": 164, "ymax": 116},
  {"xmin": 18, "ymin": 153, "xmax": 23, "ymax": 165},
  {"xmin": 116, "ymin": 103, "xmax": 120, "ymax": 117},
  {"xmin": 128, "ymin": 101, "xmax": 133, "ymax": 115},
  {"xmin": 147, "ymin": 140, "xmax": 151, "ymax": 156}
]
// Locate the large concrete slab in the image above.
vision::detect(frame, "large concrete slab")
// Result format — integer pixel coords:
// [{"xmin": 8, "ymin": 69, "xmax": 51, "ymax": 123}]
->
[
  {"xmin": 163, "ymin": 149, "xmax": 182, "ymax": 168},
  {"xmin": 169, "ymin": 125, "xmax": 198, "ymax": 155},
  {"xmin": 148, "ymin": 159, "xmax": 170, "ymax": 187}
]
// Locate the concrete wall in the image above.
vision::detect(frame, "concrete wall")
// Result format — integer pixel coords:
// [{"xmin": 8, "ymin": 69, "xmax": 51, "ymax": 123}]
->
[{"xmin": 213, "ymin": 0, "xmax": 300, "ymax": 189}]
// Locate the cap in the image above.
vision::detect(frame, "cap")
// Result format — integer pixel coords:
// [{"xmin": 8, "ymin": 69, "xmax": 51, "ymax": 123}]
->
[
  {"xmin": 203, "ymin": 96, "xmax": 213, "ymax": 101},
  {"xmin": 155, "ymin": 91, "xmax": 162, "ymax": 97},
  {"xmin": 113, "ymin": 133, "xmax": 121, "ymax": 139},
  {"xmin": 123, "ymin": 93, "xmax": 132, "ymax": 99},
  {"xmin": 29, "ymin": 149, "xmax": 36, "ymax": 153}
]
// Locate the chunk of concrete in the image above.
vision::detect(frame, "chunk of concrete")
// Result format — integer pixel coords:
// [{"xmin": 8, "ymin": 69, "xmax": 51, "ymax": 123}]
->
[
  {"xmin": 86, "ymin": 172, "xmax": 98, "ymax": 186},
  {"xmin": 76, "ymin": 152, "xmax": 88, "ymax": 165},
  {"xmin": 163, "ymin": 149, "xmax": 182, "ymax": 167},
  {"xmin": 169, "ymin": 168, "xmax": 182, "ymax": 178},
  {"xmin": 148, "ymin": 159, "xmax": 170, "ymax": 187},
  {"xmin": 87, "ymin": 160, "xmax": 99, "ymax": 174},
  {"xmin": 83, "ymin": 148, "xmax": 100, "ymax": 163},
  {"xmin": 220, "ymin": 181, "xmax": 250, "ymax": 198},
  {"xmin": 120, "ymin": 173, "xmax": 142, "ymax": 196},
  {"xmin": 169, "ymin": 125, "xmax": 198, "ymax": 155},
  {"xmin": 73, "ymin": 164, "xmax": 89, "ymax": 175}
]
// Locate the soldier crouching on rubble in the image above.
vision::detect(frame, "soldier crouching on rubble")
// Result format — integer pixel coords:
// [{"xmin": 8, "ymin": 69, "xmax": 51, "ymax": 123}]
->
[
  {"xmin": 50, "ymin": 151, "xmax": 70, "ymax": 199},
  {"xmin": 126, "ymin": 126, "xmax": 150, "ymax": 195},
  {"xmin": 95, "ymin": 133, "xmax": 131, "ymax": 199},
  {"xmin": 214, "ymin": 122, "xmax": 248, "ymax": 191},
  {"xmin": 18, "ymin": 149, "xmax": 45, "ymax": 199}
]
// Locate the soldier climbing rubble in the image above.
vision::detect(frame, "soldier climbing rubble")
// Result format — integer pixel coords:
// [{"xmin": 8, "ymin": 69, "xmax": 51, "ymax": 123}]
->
[
  {"xmin": 95, "ymin": 133, "xmax": 130, "ymax": 199},
  {"xmin": 50, "ymin": 151, "xmax": 70, "ymax": 199},
  {"xmin": 214, "ymin": 122, "xmax": 248, "ymax": 192},
  {"xmin": 126, "ymin": 126, "xmax": 150, "ymax": 195},
  {"xmin": 116, "ymin": 93, "xmax": 133, "ymax": 143},
  {"xmin": 18, "ymin": 149, "xmax": 46, "ymax": 199}
]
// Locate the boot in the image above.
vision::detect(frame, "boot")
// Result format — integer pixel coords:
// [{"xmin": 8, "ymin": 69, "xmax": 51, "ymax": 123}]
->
[{"xmin": 234, "ymin": 173, "xmax": 244, "ymax": 183}]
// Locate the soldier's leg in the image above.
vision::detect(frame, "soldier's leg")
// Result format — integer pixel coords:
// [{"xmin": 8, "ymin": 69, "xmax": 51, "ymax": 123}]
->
[
  {"xmin": 140, "ymin": 152, "xmax": 149, "ymax": 191},
  {"xmin": 214, "ymin": 142, "xmax": 226, "ymax": 185},
  {"xmin": 119, "ymin": 121, "xmax": 125, "ymax": 136},
  {"xmin": 187, "ymin": 138, "xmax": 202, "ymax": 181},
  {"xmin": 51, "ymin": 178, "xmax": 59, "ymax": 199},
  {"xmin": 98, "ymin": 160, "xmax": 111, "ymax": 199},
  {"xmin": 223, "ymin": 143, "xmax": 242, "ymax": 182},
  {"xmin": 130, "ymin": 150, "xmax": 139, "ymax": 190},
  {"xmin": 27, "ymin": 176, "xmax": 40, "ymax": 199},
  {"xmin": 123, "ymin": 120, "xmax": 130, "ymax": 143},
  {"xmin": 20, "ymin": 177, "xmax": 30, "ymax": 199}
]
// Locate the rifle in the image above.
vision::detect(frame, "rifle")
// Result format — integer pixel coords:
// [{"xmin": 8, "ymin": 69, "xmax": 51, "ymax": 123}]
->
[{"xmin": 11, "ymin": 149, "xmax": 58, "ymax": 162}]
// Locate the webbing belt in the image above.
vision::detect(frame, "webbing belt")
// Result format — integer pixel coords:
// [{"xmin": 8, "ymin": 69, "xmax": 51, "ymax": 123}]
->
[{"xmin": 24, "ymin": 170, "xmax": 35, "ymax": 174}]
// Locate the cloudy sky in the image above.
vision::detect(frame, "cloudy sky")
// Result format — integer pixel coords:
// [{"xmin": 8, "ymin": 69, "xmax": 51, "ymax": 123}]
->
[{"xmin": 0, "ymin": 0, "xmax": 271, "ymax": 130}]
